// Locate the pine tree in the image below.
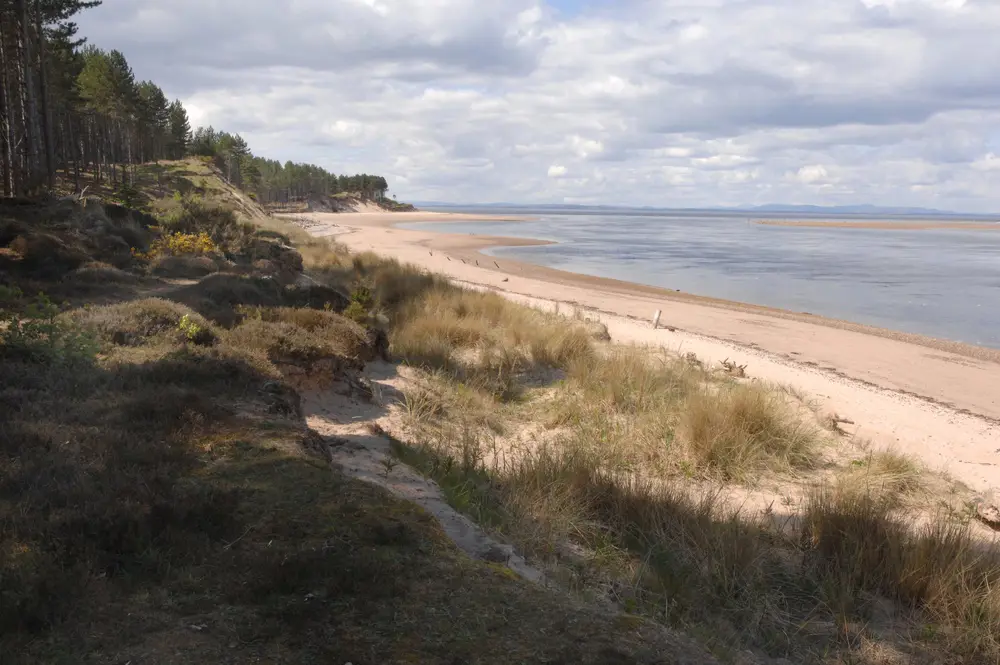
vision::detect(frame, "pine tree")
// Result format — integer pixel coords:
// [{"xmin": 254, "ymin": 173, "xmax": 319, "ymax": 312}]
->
[
  {"xmin": 136, "ymin": 80, "xmax": 168, "ymax": 162},
  {"xmin": 166, "ymin": 99, "xmax": 190, "ymax": 159},
  {"xmin": 0, "ymin": 0, "xmax": 394, "ymax": 204}
]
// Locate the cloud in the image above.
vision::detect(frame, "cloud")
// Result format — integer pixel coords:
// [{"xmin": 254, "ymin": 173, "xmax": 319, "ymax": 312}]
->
[
  {"xmin": 971, "ymin": 153, "xmax": 1000, "ymax": 171},
  {"xmin": 790, "ymin": 165, "xmax": 832, "ymax": 185},
  {"xmin": 76, "ymin": 0, "xmax": 1000, "ymax": 211}
]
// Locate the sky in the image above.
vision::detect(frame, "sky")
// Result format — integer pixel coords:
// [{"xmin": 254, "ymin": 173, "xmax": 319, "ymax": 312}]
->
[{"xmin": 76, "ymin": 0, "xmax": 1000, "ymax": 212}]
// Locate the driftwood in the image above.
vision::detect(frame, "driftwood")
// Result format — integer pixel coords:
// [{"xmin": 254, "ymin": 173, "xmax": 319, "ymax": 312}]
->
[{"xmin": 721, "ymin": 358, "xmax": 747, "ymax": 378}]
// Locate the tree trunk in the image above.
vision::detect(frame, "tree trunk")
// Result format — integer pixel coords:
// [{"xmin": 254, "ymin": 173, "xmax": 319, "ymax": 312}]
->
[
  {"xmin": 0, "ymin": 22, "xmax": 14, "ymax": 197},
  {"xmin": 34, "ymin": 0, "xmax": 54, "ymax": 189},
  {"xmin": 69, "ymin": 116, "xmax": 80, "ymax": 191},
  {"xmin": 15, "ymin": 0, "xmax": 39, "ymax": 193}
]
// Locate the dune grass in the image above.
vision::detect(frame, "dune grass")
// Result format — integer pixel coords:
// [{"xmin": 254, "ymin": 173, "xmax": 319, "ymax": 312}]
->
[
  {"xmin": 678, "ymin": 384, "xmax": 819, "ymax": 481},
  {"xmin": 374, "ymin": 256, "xmax": 1000, "ymax": 663}
]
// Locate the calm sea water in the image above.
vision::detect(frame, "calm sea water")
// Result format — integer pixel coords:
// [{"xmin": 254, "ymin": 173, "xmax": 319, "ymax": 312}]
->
[{"xmin": 401, "ymin": 208, "xmax": 1000, "ymax": 349}]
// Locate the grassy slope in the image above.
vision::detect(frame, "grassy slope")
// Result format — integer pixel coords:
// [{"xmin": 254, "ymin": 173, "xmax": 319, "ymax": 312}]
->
[{"xmin": 1, "ymin": 162, "xmax": 713, "ymax": 665}]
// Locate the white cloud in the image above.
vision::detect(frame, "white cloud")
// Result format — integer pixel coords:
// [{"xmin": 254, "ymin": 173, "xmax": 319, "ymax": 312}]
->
[
  {"xmin": 790, "ymin": 165, "xmax": 832, "ymax": 185},
  {"xmin": 971, "ymin": 153, "xmax": 1000, "ymax": 172},
  {"xmin": 75, "ymin": 0, "xmax": 1000, "ymax": 211},
  {"xmin": 691, "ymin": 154, "xmax": 755, "ymax": 168}
]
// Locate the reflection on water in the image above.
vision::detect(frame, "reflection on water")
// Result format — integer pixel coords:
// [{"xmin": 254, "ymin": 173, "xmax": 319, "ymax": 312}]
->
[{"xmin": 400, "ymin": 210, "xmax": 1000, "ymax": 349}]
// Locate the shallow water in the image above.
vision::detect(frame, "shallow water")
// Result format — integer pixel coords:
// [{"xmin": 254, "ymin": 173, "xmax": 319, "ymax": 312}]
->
[{"xmin": 401, "ymin": 208, "xmax": 1000, "ymax": 349}]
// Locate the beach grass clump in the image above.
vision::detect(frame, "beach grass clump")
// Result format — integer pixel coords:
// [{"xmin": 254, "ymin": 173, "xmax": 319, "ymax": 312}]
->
[
  {"xmin": 837, "ymin": 449, "xmax": 924, "ymax": 503},
  {"xmin": 678, "ymin": 383, "xmax": 821, "ymax": 481},
  {"xmin": 567, "ymin": 347, "xmax": 699, "ymax": 414},
  {"xmin": 802, "ymin": 487, "xmax": 1000, "ymax": 658},
  {"xmin": 390, "ymin": 284, "xmax": 595, "ymax": 401},
  {"xmin": 536, "ymin": 346, "xmax": 818, "ymax": 480}
]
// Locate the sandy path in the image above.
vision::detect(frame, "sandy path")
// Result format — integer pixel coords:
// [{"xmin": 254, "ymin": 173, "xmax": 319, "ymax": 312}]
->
[
  {"xmin": 303, "ymin": 366, "xmax": 545, "ymax": 583},
  {"xmin": 289, "ymin": 212, "xmax": 1000, "ymax": 494}
]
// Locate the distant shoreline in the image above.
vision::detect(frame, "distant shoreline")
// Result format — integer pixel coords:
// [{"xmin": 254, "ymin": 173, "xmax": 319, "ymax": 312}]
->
[
  {"xmin": 288, "ymin": 210, "xmax": 1000, "ymax": 362},
  {"xmin": 754, "ymin": 219, "xmax": 1000, "ymax": 230}
]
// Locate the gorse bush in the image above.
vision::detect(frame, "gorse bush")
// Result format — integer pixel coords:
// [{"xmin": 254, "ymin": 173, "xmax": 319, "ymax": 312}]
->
[
  {"xmin": 158, "ymin": 194, "xmax": 256, "ymax": 252},
  {"xmin": 343, "ymin": 301, "xmax": 369, "ymax": 324},
  {"xmin": 351, "ymin": 285, "xmax": 375, "ymax": 309},
  {"xmin": 177, "ymin": 314, "xmax": 214, "ymax": 346},
  {"xmin": 134, "ymin": 231, "xmax": 219, "ymax": 261}
]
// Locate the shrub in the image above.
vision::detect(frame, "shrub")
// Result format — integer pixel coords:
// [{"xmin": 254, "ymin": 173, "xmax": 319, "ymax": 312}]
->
[
  {"xmin": 343, "ymin": 301, "xmax": 369, "ymax": 324},
  {"xmin": 136, "ymin": 231, "xmax": 219, "ymax": 261},
  {"xmin": 158, "ymin": 194, "xmax": 256, "ymax": 253},
  {"xmin": 224, "ymin": 315, "xmax": 370, "ymax": 367},
  {"xmin": 150, "ymin": 254, "xmax": 220, "ymax": 278},
  {"xmin": 166, "ymin": 274, "xmax": 289, "ymax": 327},
  {"xmin": 351, "ymin": 285, "xmax": 375, "ymax": 309},
  {"xmin": 178, "ymin": 314, "xmax": 215, "ymax": 346},
  {"xmin": 0, "ymin": 287, "xmax": 97, "ymax": 364},
  {"xmin": 68, "ymin": 298, "xmax": 217, "ymax": 348}
]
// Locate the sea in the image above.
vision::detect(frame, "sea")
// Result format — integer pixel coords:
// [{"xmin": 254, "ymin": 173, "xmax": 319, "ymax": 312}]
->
[{"xmin": 400, "ymin": 206, "xmax": 1000, "ymax": 349}]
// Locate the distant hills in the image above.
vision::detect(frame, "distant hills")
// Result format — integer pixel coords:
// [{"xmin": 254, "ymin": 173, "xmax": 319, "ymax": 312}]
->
[
  {"xmin": 739, "ymin": 204, "xmax": 954, "ymax": 216},
  {"xmin": 410, "ymin": 201, "xmax": 991, "ymax": 218}
]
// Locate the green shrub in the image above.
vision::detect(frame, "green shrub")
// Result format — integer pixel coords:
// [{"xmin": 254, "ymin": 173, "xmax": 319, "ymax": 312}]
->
[
  {"xmin": 343, "ymin": 301, "xmax": 369, "ymax": 324},
  {"xmin": 178, "ymin": 314, "xmax": 215, "ymax": 346},
  {"xmin": 0, "ymin": 286, "xmax": 97, "ymax": 364},
  {"xmin": 351, "ymin": 286, "xmax": 375, "ymax": 309},
  {"xmin": 111, "ymin": 182, "xmax": 146, "ymax": 210},
  {"xmin": 158, "ymin": 194, "xmax": 255, "ymax": 253}
]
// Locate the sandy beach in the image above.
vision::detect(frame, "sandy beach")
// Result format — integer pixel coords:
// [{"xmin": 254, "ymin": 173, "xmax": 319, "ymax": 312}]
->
[{"xmin": 288, "ymin": 211, "xmax": 1000, "ymax": 494}]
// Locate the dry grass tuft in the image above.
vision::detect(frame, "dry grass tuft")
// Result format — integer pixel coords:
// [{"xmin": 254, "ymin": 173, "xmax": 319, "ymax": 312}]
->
[
  {"xmin": 568, "ymin": 347, "xmax": 699, "ymax": 414},
  {"xmin": 803, "ymin": 488, "xmax": 1000, "ymax": 659},
  {"xmin": 390, "ymin": 285, "xmax": 595, "ymax": 401},
  {"xmin": 838, "ymin": 450, "xmax": 924, "ymax": 503},
  {"xmin": 679, "ymin": 383, "xmax": 820, "ymax": 480}
]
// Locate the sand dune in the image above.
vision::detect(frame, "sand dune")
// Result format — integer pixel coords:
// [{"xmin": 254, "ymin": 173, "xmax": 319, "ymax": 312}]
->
[{"xmin": 288, "ymin": 211, "xmax": 1000, "ymax": 494}]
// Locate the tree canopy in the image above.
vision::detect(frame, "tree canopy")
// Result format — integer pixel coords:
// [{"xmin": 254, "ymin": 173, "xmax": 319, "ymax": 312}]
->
[{"xmin": 0, "ymin": 1, "xmax": 391, "ymax": 201}]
